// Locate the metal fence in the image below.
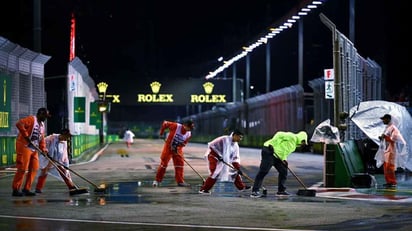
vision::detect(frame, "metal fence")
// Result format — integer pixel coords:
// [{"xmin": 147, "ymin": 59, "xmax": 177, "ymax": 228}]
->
[
  {"xmin": 0, "ymin": 37, "xmax": 106, "ymax": 167},
  {"xmin": 184, "ymin": 85, "xmax": 306, "ymax": 148},
  {"xmin": 319, "ymin": 14, "xmax": 382, "ymax": 142},
  {"xmin": 0, "ymin": 36, "xmax": 50, "ymax": 166},
  {"xmin": 183, "ymin": 16, "xmax": 383, "ymax": 148}
]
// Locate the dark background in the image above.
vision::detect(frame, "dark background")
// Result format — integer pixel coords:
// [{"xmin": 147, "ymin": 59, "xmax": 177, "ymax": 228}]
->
[{"xmin": 1, "ymin": 0, "xmax": 410, "ymax": 128}]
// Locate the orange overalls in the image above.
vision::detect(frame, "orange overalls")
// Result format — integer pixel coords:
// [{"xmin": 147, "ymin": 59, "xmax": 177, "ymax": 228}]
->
[
  {"xmin": 382, "ymin": 123, "xmax": 402, "ymax": 185},
  {"xmin": 155, "ymin": 121, "xmax": 191, "ymax": 184},
  {"xmin": 12, "ymin": 115, "xmax": 47, "ymax": 192}
]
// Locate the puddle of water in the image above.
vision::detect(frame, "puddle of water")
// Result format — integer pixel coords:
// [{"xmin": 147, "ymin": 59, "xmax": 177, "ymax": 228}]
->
[{"xmin": 98, "ymin": 181, "xmax": 148, "ymax": 204}]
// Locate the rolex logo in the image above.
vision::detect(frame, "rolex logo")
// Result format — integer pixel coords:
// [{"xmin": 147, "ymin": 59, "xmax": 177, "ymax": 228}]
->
[
  {"xmin": 138, "ymin": 81, "xmax": 173, "ymax": 103},
  {"xmin": 203, "ymin": 82, "xmax": 214, "ymax": 94},
  {"xmin": 150, "ymin": 81, "xmax": 161, "ymax": 93},
  {"xmin": 97, "ymin": 82, "xmax": 108, "ymax": 94}
]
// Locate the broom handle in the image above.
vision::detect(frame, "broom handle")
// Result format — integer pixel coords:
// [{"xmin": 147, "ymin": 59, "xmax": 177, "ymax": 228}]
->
[
  {"xmin": 220, "ymin": 159, "xmax": 255, "ymax": 183},
  {"xmin": 30, "ymin": 142, "xmax": 101, "ymax": 189},
  {"xmin": 273, "ymin": 151, "xmax": 308, "ymax": 189},
  {"xmin": 30, "ymin": 142, "xmax": 68, "ymax": 175},
  {"xmin": 37, "ymin": 147, "xmax": 78, "ymax": 188},
  {"xmin": 285, "ymin": 165, "xmax": 308, "ymax": 189},
  {"xmin": 182, "ymin": 156, "xmax": 206, "ymax": 182},
  {"xmin": 220, "ymin": 157, "xmax": 267, "ymax": 193}
]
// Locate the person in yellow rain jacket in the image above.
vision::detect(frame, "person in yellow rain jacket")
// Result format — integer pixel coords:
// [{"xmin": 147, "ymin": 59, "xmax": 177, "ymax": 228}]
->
[{"xmin": 250, "ymin": 131, "xmax": 308, "ymax": 198}]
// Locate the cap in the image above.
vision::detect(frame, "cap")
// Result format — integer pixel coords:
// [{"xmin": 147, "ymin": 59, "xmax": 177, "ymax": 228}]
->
[
  {"xmin": 60, "ymin": 128, "xmax": 72, "ymax": 137},
  {"xmin": 380, "ymin": 114, "xmax": 391, "ymax": 120}
]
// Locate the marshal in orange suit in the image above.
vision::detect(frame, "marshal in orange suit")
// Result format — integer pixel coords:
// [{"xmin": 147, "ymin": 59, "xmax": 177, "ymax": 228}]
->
[{"xmin": 12, "ymin": 108, "xmax": 50, "ymax": 197}]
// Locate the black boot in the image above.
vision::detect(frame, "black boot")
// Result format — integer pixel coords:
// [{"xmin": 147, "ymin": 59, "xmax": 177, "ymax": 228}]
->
[
  {"xmin": 22, "ymin": 189, "xmax": 36, "ymax": 196},
  {"xmin": 12, "ymin": 190, "xmax": 23, "ymax": 197}
]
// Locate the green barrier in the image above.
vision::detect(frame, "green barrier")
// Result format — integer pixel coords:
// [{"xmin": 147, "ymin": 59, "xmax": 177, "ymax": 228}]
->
[
  {"xmin": 71, "ymin": 134, "xmax": 100, "ymax": 159},
  {"xmin": 325, "ymin": 140, "xmax": 370, "ymax": 188},
  {"xmin": 0, "ymin": 134, "xmax": 121, "ymax": 168},
  {"xmin": 0, "ymin": 137, "xmax": 16, "ymax": 167}
]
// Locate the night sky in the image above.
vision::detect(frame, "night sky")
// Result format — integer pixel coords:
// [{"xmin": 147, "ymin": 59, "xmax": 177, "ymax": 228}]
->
[{"xmin": 1, "ymin": 0, "xmax": 410, "ymax": 124}]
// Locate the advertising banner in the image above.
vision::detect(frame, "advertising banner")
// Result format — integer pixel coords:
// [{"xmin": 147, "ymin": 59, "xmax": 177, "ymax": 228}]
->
[
  {"xmin": 0, "ymin": 74, "xmax": 11, "ymax": 131},
  {"xmin": 113, "ymin": 78, "xmax": 242, "ymax": 106},
  {"xmin": 89, "ymin": 101, "xmax": 99, "ymax": 126},
  {"xmin": 73, "ymin": 97, "xmax": 86, "ymax": 122}
]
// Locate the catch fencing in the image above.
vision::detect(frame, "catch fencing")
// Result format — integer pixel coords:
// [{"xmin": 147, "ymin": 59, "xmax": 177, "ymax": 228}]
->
[
  {"xmin": 184, "ymin": 16, "xmax": 382, "ymax": 148},
  {"xmin": 0, "ymin": 36, "xmax": 50, "ymax": 166}
]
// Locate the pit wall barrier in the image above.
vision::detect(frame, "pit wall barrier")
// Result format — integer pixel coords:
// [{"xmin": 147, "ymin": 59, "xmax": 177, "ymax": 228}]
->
[
  {"xmin": 0, "ymin": 135, "xmax": 119, "ymax": 168},
  {"xmin": 71, "ymin": 134, "xmax": 119, "ymax": 159},
  {"xmin": 0, "ymin": 137, "xmax": 16, "ymax": 167}
]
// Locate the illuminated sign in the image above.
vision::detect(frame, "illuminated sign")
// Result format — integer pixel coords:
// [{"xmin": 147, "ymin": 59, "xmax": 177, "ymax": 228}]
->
[
  {"xmin": 190, "ymin": 82, "xmax": 226, "ymax": 103},
  {"xmin": 111, "ymin": 78, "xmax": 242, "ymax": 106},
  {"xmin": 137, "ymin": 81, "xmax": 174, "ymax": 103},
  {"xmin": 69, "ymin": 13, "xmax": 76, "ymax": 62},
  {"xmin": 97, "ymin": 82, "xmax": 120, "ymax": 103},
  {"xmin": 97, "ymin": 82, "xmax": 108, "ymax": 94},
  {"xmin": 98, "ymin": 94, "xmax": 120, "ymax": 103}
]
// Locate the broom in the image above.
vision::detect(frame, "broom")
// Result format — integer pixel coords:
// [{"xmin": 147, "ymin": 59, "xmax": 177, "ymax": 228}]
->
[
  {"xmin": 274, "ymin": 152, "xmax": 316, "ymax": 197},
  {"xmin": 31, "ymin": 142, "xmax": 107, "ymax": 193},
  {"xmin": 219, "ymin": 158, "xmax": 267, "ymax": 196}
]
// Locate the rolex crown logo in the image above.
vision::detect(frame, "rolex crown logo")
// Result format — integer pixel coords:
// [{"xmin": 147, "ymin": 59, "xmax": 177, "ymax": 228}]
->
[
  {"xmin": 150, "ymin": 81, "xmax": 161, "ymax": 93},
  {"xmin": 203, "ymin": 82, "xmax": 214, "ymax": 94},
  {"xmin": 97, "ymin": 82, "xmax": 108, "ymax": 94}
]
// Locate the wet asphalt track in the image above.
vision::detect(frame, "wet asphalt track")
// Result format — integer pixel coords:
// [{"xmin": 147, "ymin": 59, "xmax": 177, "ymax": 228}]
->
[{"xmin": 1, "ymin": 139, "xmax": 412, "ymax": 230}]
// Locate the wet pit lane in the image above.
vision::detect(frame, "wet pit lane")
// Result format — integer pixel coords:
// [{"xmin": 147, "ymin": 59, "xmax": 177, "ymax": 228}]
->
[
  {"xmin": 4, "ymin": 180, "xmax": 412, "ymax": 231},
  {"xmin": 3, "ymin": 141, "xmax": 412, "ymax": 230},
  {"xmin": 8, "ymin": 181, "xmax": 331, "ymax": 208},
  {"xmin": 3, "ymin": 181, "xmax": 412, "ymax": 231},
  {"xmin": 1, "ymin": 181, "xmax": 347, "ymax": 231},
  {"xmin": 10, "ymin": 178, "xmax": 412, "ymax": 209},
  {"xmin": 82, "ymin": 180, "xmax": 412, "ymax": 205}
]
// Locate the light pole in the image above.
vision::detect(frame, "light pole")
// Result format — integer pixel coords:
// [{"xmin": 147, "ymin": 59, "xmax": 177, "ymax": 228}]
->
[{"xmin": 97, "ymin": 82, "xmax": 109, "ymax": 144}]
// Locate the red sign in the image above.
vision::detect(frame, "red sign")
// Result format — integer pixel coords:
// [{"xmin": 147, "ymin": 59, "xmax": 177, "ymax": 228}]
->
[{"xmin": 324, "ymin": 69, "xmax": 334, "ymax": 80}]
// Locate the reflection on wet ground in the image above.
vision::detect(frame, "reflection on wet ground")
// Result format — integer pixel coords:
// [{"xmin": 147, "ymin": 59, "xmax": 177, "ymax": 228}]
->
[
  {"xmin": 9, "ymin": 175, "xmax": 412, "ymax": 208},
  {"xmin": 315, "ymin": 171, "xmax": 412, "ymax": 202},
  {"xmin": 2, "ymin": 140, "xmax": 412, "ymax": 230},
  {"xmin": 94, "ymin": 181, "xmax": 347, "ymax": 204},
  {"xmin": 6, "ymin": 171, "xmax": 412, "ymax": 209},
  {"xmin": 8, "ymin": 180, "xmax": 328, "ymax": 207},
  {"xmin": 99, "ymin": 181, "xmax": 147, "ymax": 204}
]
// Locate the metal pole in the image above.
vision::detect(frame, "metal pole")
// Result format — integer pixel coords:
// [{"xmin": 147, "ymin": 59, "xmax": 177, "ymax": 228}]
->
[
  {"xmin": 265, "ymin": 41, "xmax": 271, "ymax": 93},
  {"xmin": 246, "ymin": 55, "xmax": 250, "ymax": 99},
  {"xmin": 232, "ymin": 62, "xmax": 237, "ymax": 102},
  {"xmin": 100, "ymin": 111, "xmax": 104, "ymax": 144},
  {"xmin": 320, "ymin": 13, "xmax": 340, "ymax": 127},
  {"xmin": 349, "ymin": 0, "xmax": 355, "ymax": 44},
  {"xmin": 33, "ymin": 0, "xmax": 41, "ymax": 52},
  {"xmin": 298, "ymin": 20, "xmax": 304, "ymax": 87}
]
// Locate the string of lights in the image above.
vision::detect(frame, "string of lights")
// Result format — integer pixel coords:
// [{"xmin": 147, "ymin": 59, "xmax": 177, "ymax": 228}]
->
[{"xmin": 205, "ymin": 0, "xmax": 326, "ymax": 79}]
